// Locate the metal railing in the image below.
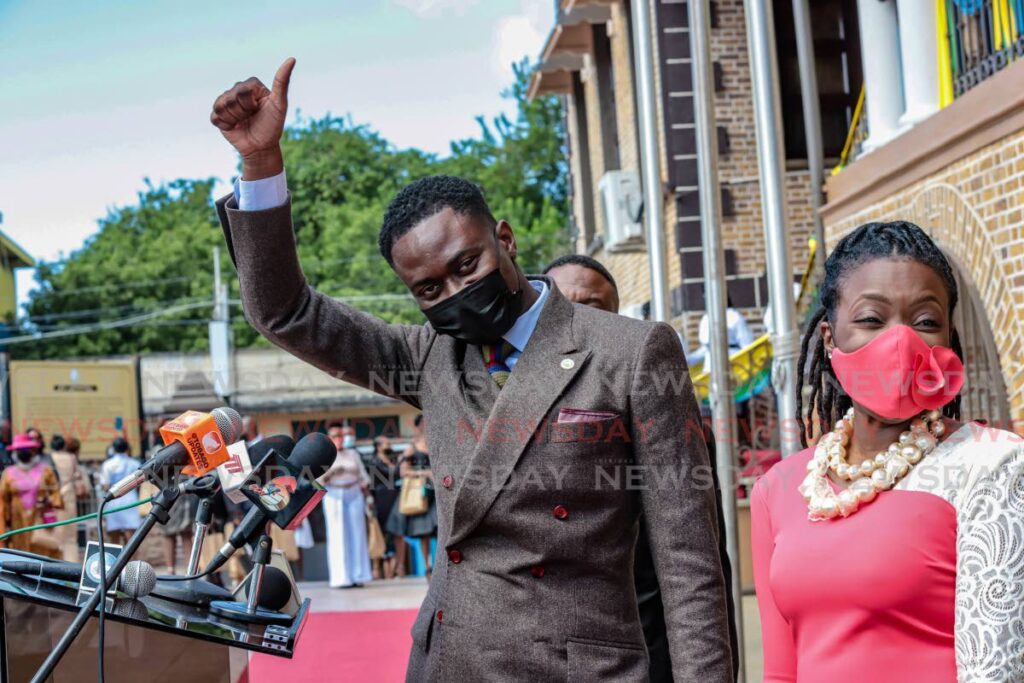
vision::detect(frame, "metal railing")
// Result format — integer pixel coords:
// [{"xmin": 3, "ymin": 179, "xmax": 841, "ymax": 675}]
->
[{"xmin": 944, "ymin": 0, "xmax": 1024, "ymax": 97}]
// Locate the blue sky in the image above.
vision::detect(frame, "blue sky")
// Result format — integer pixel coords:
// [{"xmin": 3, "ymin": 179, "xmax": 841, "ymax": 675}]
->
[{"xmin": 0, "ymin": 0, "xmax": 553, "ymax": 310}]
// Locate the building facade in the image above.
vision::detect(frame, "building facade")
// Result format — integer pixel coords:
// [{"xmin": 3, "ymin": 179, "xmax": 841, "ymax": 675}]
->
[
  {"xmin": 140, "ymin": 346, "xmax": 420, "ymax": 443},
  {"xmin": 0, "ymin": 230, "xmax": 34, "ymax": 327},
  {"xmin": 530, "ymin": 0, "xmax": 860, "ymax": 342},
  {"xmin": 823, "ymin": 0, "xmax": 1024, "ymax": 434}
]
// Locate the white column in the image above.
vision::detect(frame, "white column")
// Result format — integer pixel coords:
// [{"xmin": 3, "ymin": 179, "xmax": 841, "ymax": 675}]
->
[
  {"xmin": 857, "ymin": 0, "xmax": 905, "ymax": 152},
  {"xmin": 896, "ymin": 0, "xmax": 940, "ymax": 127}
]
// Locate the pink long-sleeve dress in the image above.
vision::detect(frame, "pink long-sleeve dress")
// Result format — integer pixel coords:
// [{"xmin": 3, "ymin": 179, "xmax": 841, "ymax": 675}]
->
[{"xmin": 751, "ymin": 423, "xmax": 1024, "ymax": 682}]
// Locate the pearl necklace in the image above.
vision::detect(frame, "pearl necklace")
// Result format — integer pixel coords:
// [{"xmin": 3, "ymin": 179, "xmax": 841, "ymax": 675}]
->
[{"xmin": 799, "ymin": 408, "xmax": 947, "ymax": 521}]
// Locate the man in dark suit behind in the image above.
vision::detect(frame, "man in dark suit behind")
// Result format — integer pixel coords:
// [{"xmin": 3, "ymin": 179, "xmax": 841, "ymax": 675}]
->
[
  {"xmin": 210, "ymin": 58, "xmax": 732, "ymax": 683},
  {"xmin": 545, "ymin": 255, "xmax": 740, "ymax": 682}
]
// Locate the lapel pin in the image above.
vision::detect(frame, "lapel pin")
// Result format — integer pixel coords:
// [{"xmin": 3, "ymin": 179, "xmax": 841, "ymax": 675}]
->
[{"xmin": 560, "ymin": 358, "xmax": 575, "ymax": 370}]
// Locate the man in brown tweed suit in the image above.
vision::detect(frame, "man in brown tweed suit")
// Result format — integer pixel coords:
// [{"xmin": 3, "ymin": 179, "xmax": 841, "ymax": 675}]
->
[{"xmin": 210, "ymin": 59, "xmax": 732, "ymax": 683}]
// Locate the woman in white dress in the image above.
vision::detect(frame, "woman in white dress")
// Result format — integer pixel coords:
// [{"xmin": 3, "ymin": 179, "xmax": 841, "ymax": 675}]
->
[{"xmin": 321, "ymin": 424, "xmax": 372, "ymax": 588}]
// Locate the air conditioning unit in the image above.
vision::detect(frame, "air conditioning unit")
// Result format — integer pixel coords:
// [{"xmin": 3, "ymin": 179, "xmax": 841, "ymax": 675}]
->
[
  {"xmin": 621, "ymin": 303, "xmax": 647, "ymax": 321},
  {"xmin": 598, "ymin": 170, "xmax": 645, "ymax": 251}
]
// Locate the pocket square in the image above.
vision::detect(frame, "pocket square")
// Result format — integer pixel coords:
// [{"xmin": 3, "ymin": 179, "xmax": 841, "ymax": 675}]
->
[{"xmin": 556, "ymin": 408, "xmax": 620, "ymax": 424}]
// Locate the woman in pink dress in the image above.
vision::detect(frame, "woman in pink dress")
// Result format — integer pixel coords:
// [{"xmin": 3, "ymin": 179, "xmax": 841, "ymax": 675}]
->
[{"xmin": 752, "ymin": 221, "xmax": 1023, "ymax": 682}]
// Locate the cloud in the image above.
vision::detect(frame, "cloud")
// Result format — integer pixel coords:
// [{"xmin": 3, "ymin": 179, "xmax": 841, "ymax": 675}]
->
[
  {"xmin": 391, "ymin": 0, "xmax": 482, "ymax": 18},
  {"xmin": 491, "ymin": 0, "xmax": 551, "ymax": 80}
]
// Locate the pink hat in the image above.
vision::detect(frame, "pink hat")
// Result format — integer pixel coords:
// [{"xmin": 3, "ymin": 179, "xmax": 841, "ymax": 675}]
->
[{"xmin": 10, "ymin": 433, "xmax": 41, "ymax": 451}]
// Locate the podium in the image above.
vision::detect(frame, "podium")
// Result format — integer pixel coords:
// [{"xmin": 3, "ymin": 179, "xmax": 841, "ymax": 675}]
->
[{"xmin": 0, "ymin": 551, "xmax": 310, "ymax": 683}]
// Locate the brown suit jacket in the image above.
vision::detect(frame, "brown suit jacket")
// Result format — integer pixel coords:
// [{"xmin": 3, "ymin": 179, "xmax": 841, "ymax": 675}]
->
[{"xmin": 216, "ymin": 194, "xmax": 733, "ymax": 682}]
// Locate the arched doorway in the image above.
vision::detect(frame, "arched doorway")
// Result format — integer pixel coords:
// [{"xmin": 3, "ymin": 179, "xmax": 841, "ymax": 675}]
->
[
  {"xmin": 904, "ymin": 182, "xmax": 1016, "ymax": 428},
  {"xmin": 950, "ymin": 263, "xmax": 1012, "ymax": 426}
]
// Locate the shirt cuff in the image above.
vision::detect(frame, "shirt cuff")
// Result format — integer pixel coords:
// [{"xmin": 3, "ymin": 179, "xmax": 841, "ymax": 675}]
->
[{"xmin": 233, "ymin": 170, "xmax": 288, "ymax": 211}]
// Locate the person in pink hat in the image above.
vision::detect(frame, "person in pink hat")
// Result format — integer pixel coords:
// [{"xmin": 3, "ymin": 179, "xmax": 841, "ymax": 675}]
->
[{"xmin": 0, "ymin": 433, "xmax": 63, "ymax": 557}]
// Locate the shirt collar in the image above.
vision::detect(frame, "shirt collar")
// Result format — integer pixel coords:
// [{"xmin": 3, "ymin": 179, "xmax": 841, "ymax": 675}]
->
[{"xmin": 503, "ymin": 279, "xmax": 548, "ymax": 352}]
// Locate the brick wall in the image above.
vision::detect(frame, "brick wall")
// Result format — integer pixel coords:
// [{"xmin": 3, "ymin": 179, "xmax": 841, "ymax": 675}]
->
[
  {"xmin": 824, "ymin": 131, "xmax": 1024, "ymax": 434},
  {"xmin": 561, "ymin": 0, "xmax": 817, "ymax": 347},
  {"xmin": 712, "ymin": 0, "xmax": 816, "ymax": 286}
]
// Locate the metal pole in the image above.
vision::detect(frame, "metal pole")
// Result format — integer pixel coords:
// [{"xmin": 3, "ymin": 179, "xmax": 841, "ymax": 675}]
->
[
  {"xmin": 210, "ymin": 246, "xmax": 233, "ymax": 401},
  {"xmin": 187, "ymin": 497, "xmax": 212, "ymax": 575},
  {"xmin": 743, "ymin": 0, "xmax": 802, "ymax": 456},
  {"xmin": 631, "ymin": 0, "xmax": 670, "ymax": 322},
  {"xmin": 213, "ymin": 246, "xmax": 227, "ymax": 321},
  {"xmin": 689, "ymin": 1, "xmax": 745, "ymax": 679},
  {"xmin": 792, "ymin": 0, "xmax": 826, "ymax": 268}
]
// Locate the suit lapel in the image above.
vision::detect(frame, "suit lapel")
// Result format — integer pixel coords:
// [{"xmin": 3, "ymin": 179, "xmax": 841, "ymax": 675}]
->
[{"xmin": 447, "ymin": 281, "xmax": 590, "ymax": 548}]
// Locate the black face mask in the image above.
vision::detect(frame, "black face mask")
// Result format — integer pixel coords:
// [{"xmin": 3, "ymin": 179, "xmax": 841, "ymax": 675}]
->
[
  {"xmin": 422, "ymin": 267, "xmax": 523, "ymax": 346},
  {"xmin": 14, "ymin": 451, "xmax": 33, "ymax": 465}
]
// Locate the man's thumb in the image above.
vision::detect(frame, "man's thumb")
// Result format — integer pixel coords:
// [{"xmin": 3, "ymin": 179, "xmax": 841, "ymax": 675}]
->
[{"xmin": 272, "ymin": 57, "xmax": 296, "ymax": 103}]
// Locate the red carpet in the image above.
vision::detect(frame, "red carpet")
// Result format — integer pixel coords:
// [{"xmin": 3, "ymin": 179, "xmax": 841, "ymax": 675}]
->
[{"xmin": 246, "ymin": 609, "xmax": 417, "ymax": 683}]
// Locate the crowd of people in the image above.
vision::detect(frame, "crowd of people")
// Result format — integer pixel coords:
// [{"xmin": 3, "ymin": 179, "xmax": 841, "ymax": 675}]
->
[
  {"xmin": 0, "ymin": 427, "xmax": 139, "ymax": 562},
  {"xmin": 0, "ymin": 414, "xmax": 440, "ymax": 593},
  {"xmin": 321, "ymin": 415, "xmax": 439, "ymax": 588}
]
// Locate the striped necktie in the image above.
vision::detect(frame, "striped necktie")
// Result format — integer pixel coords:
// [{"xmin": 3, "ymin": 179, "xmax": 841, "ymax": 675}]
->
[{"xmin": 482, "ymin": 341, "xmax": 517, "ymax": 388}]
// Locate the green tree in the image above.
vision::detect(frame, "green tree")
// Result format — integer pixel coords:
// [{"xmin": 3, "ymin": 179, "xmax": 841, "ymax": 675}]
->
[
  {"xmin": 13, "ymin": 179, "xmax": 262, "ymax": 359},
  {"xmin": 14, "ymin": 60, "xmax": 568, "ymax": 358},
  {"xmin": 441, "ymin": 59, "xmax": 570, "ymax": 271}
]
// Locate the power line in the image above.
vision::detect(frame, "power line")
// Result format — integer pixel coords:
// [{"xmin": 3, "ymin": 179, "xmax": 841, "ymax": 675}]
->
[
  {"xmin": 31, "ymin": 318, "xmax": 209, "ymax": 332},
  {"xmin": 0, "ymin": 302, "xmax": 210, "ymax": 346},
  {"xmin": 26, "ymin": 297, "xmax": 210, "ymax": 323},
  {"xmin": 29, "ymin": 276, "xmax": 193, "ymax": 299},
  {"xmin": 5, "ymin": 288, "xmax": 419, "ymax": 346}
]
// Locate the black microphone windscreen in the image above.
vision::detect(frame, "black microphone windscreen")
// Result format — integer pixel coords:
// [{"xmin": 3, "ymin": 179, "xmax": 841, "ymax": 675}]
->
[
  {"xmin": 289, "ymin": 433, "xmax": 336, "ymax": 479},
  {"xmin": 249, "ymin": 435, "xmax": 296, "ymax": 462},
  {"xmin": 257, "ymin": 566, "xmax": 292, "ymax": 611}
]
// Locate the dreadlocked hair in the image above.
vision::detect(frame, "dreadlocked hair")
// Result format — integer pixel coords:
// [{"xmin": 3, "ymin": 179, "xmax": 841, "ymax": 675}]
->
[{"xmin": 796, "ymin": 221, "xmax": 964, "ymax": 448}]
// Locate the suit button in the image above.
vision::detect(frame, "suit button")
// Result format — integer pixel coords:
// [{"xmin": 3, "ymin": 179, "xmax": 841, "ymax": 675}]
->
[
  {"xmin": 530, "ymin": 565, "xmax": 545, "ymax": 578},
  {"xmin": 553, "ymin": 505, "xmax": 569, "ymax": 520},
  {"xmin": 436, "ymin": 610, "xmax": 443, "ymax": 622},
  {"xmin": 442, "ymin": 474, "xmax": 454, "ymax": 488},
  {"xmin": 448, "ymin": 549, "xmax": 463, "ymax": 564}
]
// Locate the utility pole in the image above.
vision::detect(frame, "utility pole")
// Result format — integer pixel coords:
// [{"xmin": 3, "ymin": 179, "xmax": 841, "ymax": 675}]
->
[
  {"xmin": 631, "ymin": 0, "xmax": 670, "ymax": 322},
  {"xmin": 744, "ymin": 0, "xmax": 802, "ymax": 456},
  {"xmin": 209, "ymin": 247, "xmax": 233, "ymax": 402},
  {"xmin": 689, "ymin": 1, "xmax": 746, "ymax": 678}
]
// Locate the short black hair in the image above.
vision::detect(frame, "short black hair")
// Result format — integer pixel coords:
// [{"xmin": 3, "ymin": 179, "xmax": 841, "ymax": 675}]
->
[
  {"xmin": 543, "ymin": 254, "xmax": 618, "ymax": 292},
  {"xmin": 379, "ymin": 175, "xmax": 496, "ymax": 266},
  {"xmin": 51, "ymin": 435, "xmax": 66, "ymax": 452},
  {"xmin": 111, "ymin": 437, "xmax": 129, "ymax": 454}
]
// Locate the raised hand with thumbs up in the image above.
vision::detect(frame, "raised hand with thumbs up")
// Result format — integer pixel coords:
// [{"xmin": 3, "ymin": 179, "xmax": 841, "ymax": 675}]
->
[{"xmin": 210, "ymin": 57, "xmax": 295, "ymax": 180}]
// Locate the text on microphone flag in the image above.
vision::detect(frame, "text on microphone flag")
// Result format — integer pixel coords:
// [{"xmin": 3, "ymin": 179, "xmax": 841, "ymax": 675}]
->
[{"xmin": 159, "ymin": 410, "xmax": 231, "ymax": 475}]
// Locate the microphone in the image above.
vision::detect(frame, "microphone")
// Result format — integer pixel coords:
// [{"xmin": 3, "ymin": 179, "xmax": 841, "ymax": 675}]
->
[
  {"xmin": 252, "ymin": 566, "xmax": 292, "ymax": 611},
  {"xmin": 1, "ymin": 559, "xmax": 157, "ymax": 598},
  {"xmin": 150, "ymin": 575, "xmax": 233, "ymax": 607},
  {"xmin": 217, "ymin": 435, "xmax": 296, "ymax": 504},
  {"xmin": 119, "ymin": 560, "xmax": 158, "ymax": 598},
  {"xmin": 107, "ymin": 407, "xmax": 243, "ymax": 500},
  {"xmin": 203, "ymin": 433, "xmax": 333, "ymax": 575}
]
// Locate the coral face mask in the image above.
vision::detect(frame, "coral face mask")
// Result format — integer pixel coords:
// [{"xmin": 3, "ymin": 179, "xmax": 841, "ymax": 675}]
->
[{"xmin": 829, "ymin": 325, "xmax": 964, "ymax": 420}]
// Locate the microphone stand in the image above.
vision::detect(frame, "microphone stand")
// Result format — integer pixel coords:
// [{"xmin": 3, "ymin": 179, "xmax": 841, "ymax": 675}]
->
[
  {"xmin": 30, "ymin": 485, "xmax": 181, "ymax": 683},
  {"xmin": 209, "ymin": 530, "xmax": 291, "ymax": 625},
  {"xmin": 186, "ymin": 498, "xmax": 213, "ymax": 575}
]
